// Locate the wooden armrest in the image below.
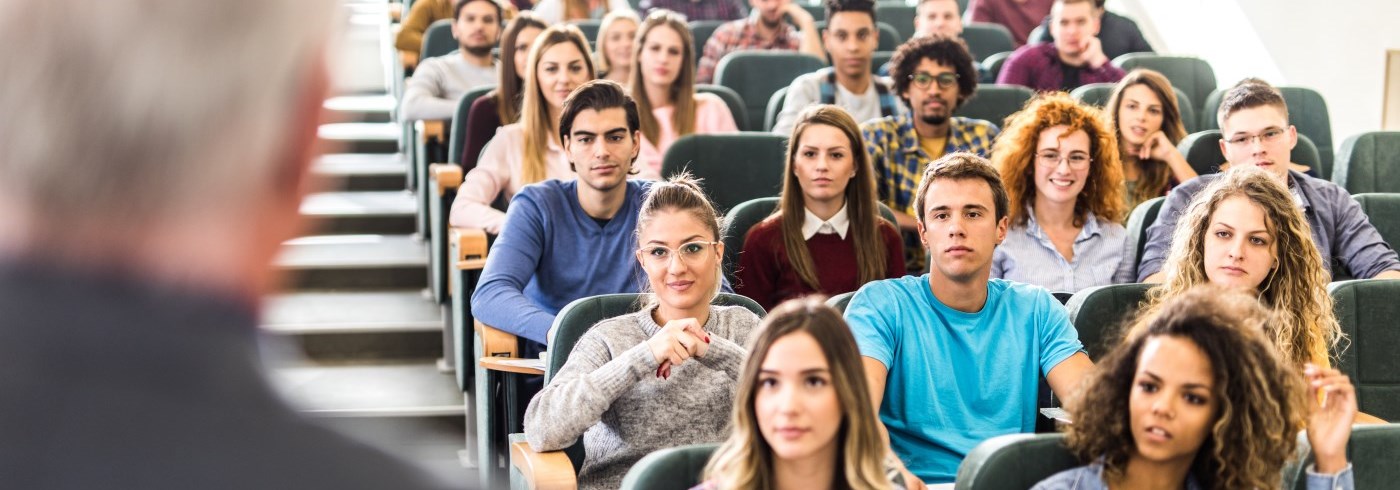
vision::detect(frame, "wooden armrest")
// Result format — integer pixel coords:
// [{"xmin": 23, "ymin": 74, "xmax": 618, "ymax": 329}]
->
[
  {"xmin": 421, "ymin": 120, "xmax": 446, "ymax": 143},
  {"xmin": 400, "ymin": 49, "xmax": 419, "ymax": 71},
  {"xmin": 429, "ymin": 163, "xmax": 463, "ymax": 196},
  {"xmin": 476, "ymin": 320, "xmax": 519, "ymax": 358},
  {"xmin": 452, "ymin": 227, "xmax": 488, "ymax": 270},
  {"xmin": 510, "ymin": 442, "xmax": 576, "ymax": 490},
  {"xmin": 479, "ymin": 357, "xmax": 545, "ymax": 375}
]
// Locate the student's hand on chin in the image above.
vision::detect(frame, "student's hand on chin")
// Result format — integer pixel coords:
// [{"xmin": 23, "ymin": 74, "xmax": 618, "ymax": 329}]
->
[
  {"xmin": 1304, "ymin": 363, "xmax": 1356, "ymax": 473},
  {"xmin": 1141, "ymin": 131, "xmax": 1178, "ymax": 161}
]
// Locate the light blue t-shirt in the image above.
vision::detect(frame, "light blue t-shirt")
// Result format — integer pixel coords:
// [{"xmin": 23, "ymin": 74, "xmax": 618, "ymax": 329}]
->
[{"xmin": 845, "ymin": 275, "xmax": 1083, "ymax": 484}]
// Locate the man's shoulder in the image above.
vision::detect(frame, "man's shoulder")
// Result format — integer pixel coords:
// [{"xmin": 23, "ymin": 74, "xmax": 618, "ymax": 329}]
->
[
  {"xmin": 788, "ymin": 70, "xmax": 827, "ymax": 89},
  {"xmin": 711, "ymin": 19, "xmax": 749, "ymax": 40},
  {"xmin": 852, "ymin": 275, "xmax": 927, "ymax": 308},
  {"xmin": 1007, "ymin": 42, "xmax": 1054, "ymax": 63},
  {"xmin": 861, "ymin": 113, "xmax": 908, "ymax": 136},
  {"xmin": 1165, "ymin": 172, "xmax": 1218, "ymax": 203},
  {"xmin": 514, "ymin": 179, "xmax": 577, "ymax": 211},
  {"xmin": 1292, "ymin": 170, "xmax": 1350, "ymax": 202},
  {"xmin": 950, "ymin": 116, "xmax": 999, "ymax": 133}
]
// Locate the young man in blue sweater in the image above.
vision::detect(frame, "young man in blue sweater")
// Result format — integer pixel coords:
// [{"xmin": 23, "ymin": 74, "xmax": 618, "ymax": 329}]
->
[{"xmin": 471, "ymin": 80, "xmax": 652, "ymax": 354}]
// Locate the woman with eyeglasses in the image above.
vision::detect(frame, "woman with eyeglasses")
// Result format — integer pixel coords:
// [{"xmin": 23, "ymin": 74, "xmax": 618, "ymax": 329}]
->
[
  {"xmin": 523, "ymin": 173, "xmax": 761, "ymax": 490},
  {"xmin": 989, "ymin": 92, "xmax": 1131, "ymax": 293}
]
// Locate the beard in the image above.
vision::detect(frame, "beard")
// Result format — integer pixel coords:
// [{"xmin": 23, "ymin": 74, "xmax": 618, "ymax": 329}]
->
[
  {"xmin": 759, "ymin": 13, "xmax": 783, "ymax": 29},
  {"xmin": 464, "ymin": 44, "xmax": 493, "ymax": 58},
  {"xmin": 920, "ymin": 112, "xmax": 950, "ymax": 126}
]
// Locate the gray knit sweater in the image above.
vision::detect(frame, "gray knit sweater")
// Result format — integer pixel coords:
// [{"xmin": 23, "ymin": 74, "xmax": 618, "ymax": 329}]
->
[{"xmin": 523, "ymin": 304, "xmax": 759, "ymax": 490}]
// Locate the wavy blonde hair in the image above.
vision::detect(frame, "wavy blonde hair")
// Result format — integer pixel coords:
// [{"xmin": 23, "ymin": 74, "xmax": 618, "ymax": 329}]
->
[
  {"xmin": 1142, "ymin": 165, "xmax": 1342, "ymax": 369},
  {"xmin": 520, "ymin": 24, "xmax": 595, "ymax": 184},
  {"xmin": 704, "ymin": 297, "xmax": 893, "ymax": 490},
  {"xmin": 992, "ymin": 92, "xmax": 1126, "ymax": 227}
]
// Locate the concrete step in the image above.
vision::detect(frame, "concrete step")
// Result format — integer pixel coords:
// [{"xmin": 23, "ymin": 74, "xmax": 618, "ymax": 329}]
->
[
  {"xmin": 277, "ymin": 234, "xmax": 428, "ymax": 290},
  {"xmin": 271, "ymin": 361, "xmax": 464, "ymax": 417},
  {"xmin": 262, "ymin": 290, "xmax": 444, "ymax": 361},
  {"xmin": 301, "ymin": 190, "xmax": 416, "ymax": 235},
  {"xmin": 313, "ymin": 153, "xmax": 408, "ymax": 191},
  {"xmin": 324, "ymin": 94, "xmax": 395, "ymax": 123},
  {"xmin": 318, "ymin": 122, "xmax": 400, "ymax": 154}
]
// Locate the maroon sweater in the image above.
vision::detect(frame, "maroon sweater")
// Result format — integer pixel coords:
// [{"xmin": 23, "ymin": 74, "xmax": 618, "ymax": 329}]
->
[
  {"xmin": 460, "ymin": 92, "xmax": 504, "ymax": 171},
  {"xmin": 735, "ymin": 217, "xmax": 906, "ymax": 311}
]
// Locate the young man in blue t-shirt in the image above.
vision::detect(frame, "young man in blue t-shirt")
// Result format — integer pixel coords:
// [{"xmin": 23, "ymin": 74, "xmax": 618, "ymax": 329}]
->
[{"xmin": 845, "ymin": 153, "xmax": 1094, "ymax": 486}]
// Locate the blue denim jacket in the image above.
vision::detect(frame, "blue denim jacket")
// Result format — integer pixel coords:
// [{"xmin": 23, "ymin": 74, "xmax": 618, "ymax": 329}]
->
[{"xmin": 1031, "ymin": 460, "xmax": 1354, "ymax": 490}]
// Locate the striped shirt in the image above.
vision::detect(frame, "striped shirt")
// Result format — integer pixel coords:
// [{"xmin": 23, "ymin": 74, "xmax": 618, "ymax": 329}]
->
[{"xmin": 991, "ymin": 209, "xmax": 1135, "ymax": 293}]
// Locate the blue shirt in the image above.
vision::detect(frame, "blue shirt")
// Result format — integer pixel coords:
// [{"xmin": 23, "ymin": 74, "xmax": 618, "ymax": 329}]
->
[
  {"xmin": 1032, "ymin": 460, "xmax": 1353, "ymax": 490},
  {"xmin": 471, "ymin": 180, "xmax": 652, "ymax": 346},
  {"xmin": 845, "ymin": 276, "xmax": 1083, "ymax": 484},
  {"xmin": 992, "ymin": 210, "xmax": 1135, "ymax": 293}
]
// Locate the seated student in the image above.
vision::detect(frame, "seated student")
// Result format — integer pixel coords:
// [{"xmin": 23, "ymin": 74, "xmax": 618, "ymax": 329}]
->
[
  {"xmin": 459, "ymin": 13, "xmax": 546, "ymax": 170},
  {"xmin": 990, "ymin": 93, "xmax": 1131, "ymax": 292},
  {"xmin": 997, "ymin": 0, "xmax": 1126, "ymax": 92},
  {"xmin": 396, "ymin": 0, "xmax": 454, "ymax": 56},
  {"xmin": 967, "ymin": 0, "xmax": 1051, "ymax": 49},
  {"xmin": 1035, "ymin": 286, "xmax": 1356, "ymax": 490},
  {"xmin": 772, "ymin": 0, "xmax": 904, "ymax": 135},
  {"xmin": 449, "ymin": 24, "xmax": 595, "ymax": 233},
  {"xmin": 737, "ymin": 105, "xmax": 905, "ymax": 310},
  {"xmin": 401, "ymin": 0, "xmax": 503, "ymax": 122},
  {"xmin": 696, "ymin": 0, "xmax": 824, "ymax": 84},
  {"xmin": 630, "ymin": 10, "xmax": 739, "ymax": 178},
  {"xmin": 1138, "ymin": 79, "xmax": 1400, "ymax": 282},
  {"xmin": 1030, "ymin": 0, "xmax": 1153, "ymax": 61},
  {"xmin": 523, "ymin": 174, "xmax": 760, "ymax": 490},
  {"xmin": 471, "ymin": 80, "xmax": 650, "ymax": 353},
  {"xmin": 700, "ymin": 297, "xmax": 907, "ymax": 490},
  {"xmin": 595, "ymin": 10, "xmax": 639, "ymax": 86},
  {"xmin": 531, "ymin": 0, "xmax": 633, "ymax": 25},
  {"xmin": 640, "ymin": 0, "xmax": 747, "ymax": 21},
  {"xmin": 1105, "ymin": 69, "xmax": 1196, "ymax": 211},
  {"xmin": 845, "ymin": 153, "xmax": 1093, "ymax": 485}
]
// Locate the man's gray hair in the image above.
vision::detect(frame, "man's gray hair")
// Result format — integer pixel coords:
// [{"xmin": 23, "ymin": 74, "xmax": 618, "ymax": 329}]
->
[{"xmin": 0, "ymin": 0, "xmax": 339, "ymax": 238}]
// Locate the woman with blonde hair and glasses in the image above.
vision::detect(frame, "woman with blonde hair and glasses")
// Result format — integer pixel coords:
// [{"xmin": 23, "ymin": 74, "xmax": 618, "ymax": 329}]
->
[
  {"xmin": 524, "ymin": 174, "xmax": 760, "ymax": 490},
  {"xmin": 595, "ymin": 9, "xmax": 639, "ymax": 86},
  {"xmin": 450, "ymin": 24, "xmax": 594, "ymax": 233},
  {"xmin": 990, "ymin": 92, "xmax": 1131, "ymax": 293},
  {"xmin": 698, "ymin": 297, "xmax": 906, "ymax": 489},
  {"xmin": 736, "ymin": 105, "xmax": 904, "ymax": 311}
]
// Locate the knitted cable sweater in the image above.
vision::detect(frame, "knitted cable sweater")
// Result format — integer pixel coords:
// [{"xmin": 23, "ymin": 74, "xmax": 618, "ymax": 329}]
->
[{"xmin": 523, "ymin": 304, "xmax": 759, "ymax": 490}]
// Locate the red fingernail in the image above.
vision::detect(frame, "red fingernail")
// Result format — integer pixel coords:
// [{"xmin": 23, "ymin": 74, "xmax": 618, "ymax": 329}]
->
[{"xmin": 705, "ymin": 335, "xmax": 711, "ymax": 343}]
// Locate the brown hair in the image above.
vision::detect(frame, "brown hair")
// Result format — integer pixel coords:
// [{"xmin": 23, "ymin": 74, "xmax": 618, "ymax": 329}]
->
[
  {"xmin": 629, "ymin": 10, "xmax": 699, "ymax": 148},
  {"xmin": 636, "ymin": 172, "xmax": 725, "ymax": 299},
  {"xmin": 520, "ymin": 24, "xmax": 596, "ymax": 184},
  {"xmin": 1216, "ymin": 78, "xmax": 1289, "ymax": 130},
  {"xmin": 1106, "ymin": 69, "xmax": 1188, "ymax": 209},
  {"xmin": 705, "ymin": 297, "xmax": 894, "ymax": 490},
  {"xmin": 1068, "ymin": 286, "xmax": 1306, "ymax": 490},
  {"xmin": 913, "ymin": 152, "xmax": 1009, "ymax": 223},
  {"xmin": 771, "ymin": 105, "xmax": 891, "ymax": 290},
  {"xmin": 992, "ymin": 92, "xmax": 1125, "ymax": 227},
  {"xmin": 496, "ymin": 13, "xmax": 547, "ymax": 124}
]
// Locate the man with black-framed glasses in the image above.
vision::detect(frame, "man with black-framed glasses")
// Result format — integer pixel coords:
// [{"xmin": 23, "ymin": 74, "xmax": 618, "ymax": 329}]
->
[{"xmin": 1137, "ymin": 78, "xmax": 1400, "ymax": 282}]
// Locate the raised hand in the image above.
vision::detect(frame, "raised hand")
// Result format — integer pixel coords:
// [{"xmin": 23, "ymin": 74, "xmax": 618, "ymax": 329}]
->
[{"xmin": 1304, "ymin": 363, "xmax": 1356, "ymax": 474}]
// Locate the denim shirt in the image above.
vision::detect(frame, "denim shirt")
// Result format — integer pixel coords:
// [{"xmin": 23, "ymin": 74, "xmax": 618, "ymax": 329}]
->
[
  {"xmin": 1031, "ymin": 460, "xmax": 1354, "ymax": 490},
  {"xmin": 991, "ymin": 209, "xmax": 1135, "ymax": 293}
]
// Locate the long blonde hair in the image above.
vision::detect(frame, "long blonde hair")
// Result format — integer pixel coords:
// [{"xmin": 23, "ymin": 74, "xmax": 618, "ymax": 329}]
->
[
  {"xmin": 594, "ymin": 9, "xmax": 639, "ymax": 76},
  {"xmin": 629, "ymin": 10, "xmax": 698, "ymax": 147},
  {"xmin": 520, "ymin": 24, "xmax": 595, "ymax": 184},
  {"xmin": 704, "ymin": 297, "xmax": 893, "ymax": 490},
  {"xmin": 1142, "ymin": 166, "xmax": 1342, "ymax": 368}
]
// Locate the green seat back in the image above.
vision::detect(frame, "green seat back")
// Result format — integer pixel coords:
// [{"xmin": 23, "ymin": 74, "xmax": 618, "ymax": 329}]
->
[
  {"xmin": 420, "ymin": 19, "xmax": 457, "ymax": 61},
  {"xmin": 827, "ymin": 291, "xmax": 856, "ymax": 313},
  {"xmin": 801, "ymin": 2, "xmax": 825, "ymax": 21},
  {"xmin": 1335, "ymin": 132, "xmax": 1400, "ymax": 194},
  {"xmin": 714, "ymin": 51, "xmax": 827, "ymax": 131},
  {"xmin": 764, "ymin": 86, "xmax": 789, "ymax": 133},
  {"xmin": 872, "ymin": 50, "xmax": 895, "ymax": 74},
  {"xmin": 1177, "ymin": 130, "xmax": 1322, "ymax": 177},
  {"xmin": 448, "ymin": 85, "xmax": 494, "ymax": 168},
  {"xmin": 1328, "ymin": 279, "xmax": 1400, "ymax": 421},
  {"xmin": 569, "ymin": 19, "xmax": 601, "ymax": 41},
  {"xmin": 1070, "ymin": 83, "xmax": 1198, "ymax": 133},
  {"xmin": 695, "ymin": 84, "xmax": 750, "ymax": 132},
  {"xmin": 619, "ymin": 443, "xmax": 721, "ymax": 490},
  {"xmin": 660, "ymin": 134, "xmax": 788, "ymax": 214},
  {"xmin": 1353, "ymin": 193, "xmax": 1400, "ymax": 249},
  {"xmin": 1123, "ymin": 196, "xmax": 1165, "ymax": 280},
  {"xmin": 954, "ymin": 84, "xmax": 1034, "ymax": 128},
  {"xmin": 1065, "ymin": 283, "xmax": 1154, "ymax": 359},
  {"xmin": 1201, "ymin": 86, "xmax": 1334, "ymax": 178},
  {"xmin": 689, "ymin": 20, "xmax": 727, "ymax": 63},
  {"xmin": 1111, "ymin": 54, "xmax": 1215, "ymax": 115},
  {"xmin": 1289, "ymin": 424, "xmax": 1400, "ymax": 490},
  {"xmin": 981, "ymin": 51, "xmax": 1013, "ymax": 84},
  {"xmin": 954, "ymin": 433, "xmax": 1079, "ymax": 490},
  {"xmin": 962, "ymin": 23, "xmax": 1015, "ymax": 62},
  {"xmin": 722, "ymin": 197, "xmax": 899, "ymax": 285},
  {"xmin": 875, "ymin": 3, "xmax": 916, "ymax": 41}
]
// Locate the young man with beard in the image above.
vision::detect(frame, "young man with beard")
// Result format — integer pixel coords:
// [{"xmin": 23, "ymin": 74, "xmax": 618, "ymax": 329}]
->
[
  {"xmin": 401, "ymin": 0, "xmax": 503, "ymax": 121},
  {"xmin": 771, "ymin": 0, "xmax": 904, "ymax": 135},
  {"xmin": 862, "ymin": 35, "xmax": 999, "ymax": 231},
  {"xmin": 996, "ymin": 0, "xmax": 1125, "ymax": 92},
  {"xmin": 695, "ymin": 0, "xmax": 825, "ymax": 84}
]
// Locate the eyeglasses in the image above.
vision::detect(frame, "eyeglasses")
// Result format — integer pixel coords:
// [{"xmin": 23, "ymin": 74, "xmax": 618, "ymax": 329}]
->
[
  {"xmin": 637, "ymin": 241, "xmax": 719, "ymax": 267},
  {"xmin": 908, "ymin": 72, "xmax": 959, "ymax": 89},
  {"xmin": 1036, "ymin": 151, "xmax": 1091, "ymax": 169},
  {"xmin": 1225, "ymin": 128, "xmax": 1286, "ymax": 147}
]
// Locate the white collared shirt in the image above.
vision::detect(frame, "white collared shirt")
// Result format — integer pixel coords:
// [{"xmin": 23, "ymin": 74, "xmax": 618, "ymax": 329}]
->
[{"xmin": 801, "ymin": 204, "xmax": 850, "ymax": 240}]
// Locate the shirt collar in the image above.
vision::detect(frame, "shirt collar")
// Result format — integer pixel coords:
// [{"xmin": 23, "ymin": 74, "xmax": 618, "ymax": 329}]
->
[
  {"xmin": 1022, "ymin": 205, "xmax": 1103, "ymax": 241},
  {"xmin": 802, "ymin": 203, "xmax": 850, "ymax": 240},
  {"xmin": 1286, "ymin": 170, "xmax": 1312, "ymax": 211}
]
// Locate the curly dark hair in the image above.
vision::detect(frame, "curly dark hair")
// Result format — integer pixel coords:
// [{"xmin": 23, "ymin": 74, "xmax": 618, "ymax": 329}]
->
[
  {"xmin": 889, "ymin": 35, "xmax": 978, "ymax": 109},
  {"xmin": 1065, "ymin": 286, "xmax": 1307, "ymax": 490}
]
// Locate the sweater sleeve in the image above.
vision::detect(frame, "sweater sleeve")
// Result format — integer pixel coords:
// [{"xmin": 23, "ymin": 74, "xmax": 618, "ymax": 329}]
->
[
  {"xmin": 395, "ymin": 0, "xmax": 443, "ymax": 53},
  {"xmin": 693, "ymin": 308, "xmax": 757, "ymax": 380},
  {"xmin": 400, "ymin": 58, "xmax": 459, "ymax": 121},
  {"xmin": 1137, "ymin": 177, "xmax": 1204, "ymax": 280},
  {"xmin": 469, "ymin": 191, "xmax": 557, "ymax": 344},
  {"xmin": 460, "ymin": 95, "xmax": 502, "ymax": 171},
  {"xmin": 880, "ymin": 222, "xmax": 907, "ymax": 278},
  {"xmin": 448, "ymin": 126, "xmax": 512, "ymax": 233},
  {"xmin": 523, "ymin": 326, "xmax": 659, "ymax": 451}
]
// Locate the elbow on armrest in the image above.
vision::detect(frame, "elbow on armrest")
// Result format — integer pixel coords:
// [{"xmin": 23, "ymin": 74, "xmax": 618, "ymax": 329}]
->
[{"xmin": 510, "ymin": 441, "xmax": 577, "ymax": 490}]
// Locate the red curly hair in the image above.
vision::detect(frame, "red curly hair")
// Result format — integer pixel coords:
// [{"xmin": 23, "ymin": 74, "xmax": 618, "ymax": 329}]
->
[{"xmin": 992, "ymin": 92, "xmax": 1126, "ymax": 227}]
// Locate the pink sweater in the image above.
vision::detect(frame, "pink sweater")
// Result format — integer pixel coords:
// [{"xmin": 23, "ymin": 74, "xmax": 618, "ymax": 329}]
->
[
  {"xmin": 635, "ymin": 93, "xmax": 738, "ymax": 179},
  {"xmin": 449, "ymin": 123, "xmax": 573, "ymax": 234}
]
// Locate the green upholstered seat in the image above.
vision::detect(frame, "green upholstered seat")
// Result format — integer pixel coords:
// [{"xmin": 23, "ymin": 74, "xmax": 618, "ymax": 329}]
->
[
  {"xmin": 1201, "ymin": 86, "xmax": 1334, "ymax": 178},
  {"xmin": 1353, "ymin": 193, "xmax": 1400, "ymax": 250},
  {"xmin": 1111, "ymin": 54, "xmax": 1215, "ymax": 115},
  {"xmin": 695, "ymin": 84, "xmax": 750, "ymax": 132},
  {"xmin": 688, "ymin": 20, "xmax": 727, "ymax": 63},
  {"xmin": 1328, "ymin": 279, "xmax": 1400, "ymax": 421},
  {"xmin": 722, "ymin": 197, "xmax": 899, "ymax": 286},
  {"xmin": 713, "ymin": 51, "xmax": 826, "ymax": 132},
  {"xmin": 872, "ymin": 50, "xmax": 895, "ymax": 74},
  {"xmin": 447, "ymin": 85, "xmax": 495, "ymax": 168},
  {"xmin": 764, "ymin": 86, "xmax": 789, "ymax": 133},
  {"xmin": 1288, "ymin": 424, "xmax": 1400, "ymax": 490},
  {"xmin": 1065, "ymin": 283, "xmax": 1154, "ymax": 359},
  {"xmin": 419, "ymin": 19, "xmax": 457, "ymax": 61},
  {"xmin": 1334, "ymin": 132, "xmax": 1400, "ymax": 194},
  {"xmin": 875, "ymin": 3, "xmax": 917, "ymax": 41},
  {"xmin": 1123, "ymin": 197, "xmax": 1165, "ymax": 280},
  {"xmin": 962, "ymin": 23, "xmax": 1016, "ymax": 62},
  {"xmin": 954, "ymin": 84, "xmax": 1033, "ymax": 129},
  {"xmin": 954, "ymin": 433, "xmax": 1079, "ymax": 490},
  {"xmin": 1176, "ymin": 130, "xmax": 1322, "ymax": 177},
  {"xmin": 568, "ymin": 19, "xmax": 601, "ymax": 41},
  {"xmin": 826, "ymin": 290, "xmax": 856, "ymax": 313},
  {"xmin": 1069, "ymin": 83, "xmax": 1198, "ymax": 133},
  {"xmin": 980, "ymin": 51, "xmax": 1012, "ymax": 84},
  {"xmin": 660, "ymin": 133, "xmax": 788, "ymax": 214},
  {"xmin": 619, "ymin": 443, "xmax": 721, "ymax": 490}
]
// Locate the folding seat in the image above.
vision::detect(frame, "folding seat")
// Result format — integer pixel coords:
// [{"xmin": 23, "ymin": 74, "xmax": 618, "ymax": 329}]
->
[
  {"xmin": 955, "ymin": 433, "xmax": 1079, "ymax": 489},
  {"xmin": 659, "ymin": 133, "xmax": 790, "ymax": 213},
  {"xmin": 1333, "ymin": 132, "xmax": 1400, "ymax": 194},
  {"xmin": 420, "ymin": 18, "xmax": 457, "ymax": 61},
  {"xmin": 688, "ymin": 20, "xmax": 728, "ymax": 66},
  {"xmin": 1201, "ymin": 86, "xmax": 1334, "ymax": 178},
  {"xmin": 872, "ymin": 50, "xmax": 895, "ymax": 74},
  {"xmin": 619, "ymin": 444, "xmax": 721, "ymax": 490},
  {"xmin": 827, "ymin": 290, "xmax": 856, "ymax": 313},
  {"xmin": 713, "ymin": 51, "xmax": 826, "ymax": 131},
  {"xmin": 962, "ymin": 23, "xmax": 1016, "ymax": 62},
  {"xmin": 1123, "ymin": 196, "xmax": 1165, "ymax": 280},
  {"xmin": 1328, "ymin": 279, "xmax": 1400, "ymax": 422},
  {"xmin": 953, "ymin": 83, "xmax": 1033, "ymax": 129},
  {"xmin": 1286, "ymin": 424, "xmax": 1400, "ymax": 490},
  {"xmin": 1353, "ymin": 193, "xmax": 1400, "ymax": 249},
  {"xmin": 1065, "ymin": 283, "xmax": 1154, "ymax": 359},
  {"xmin": 874, "ymin": 2, "xmax": 916, "ymax": 41},
  {"xmin": 980, "ymin": 50, "xmax": 1012, "ymax": 83},
  {"xmin": 723, "ymin": 197, "xmax": 898, "ymax": 285},
  {"xmin": 695, "ymin": 84, "xmax": 750, "ymax": 132},
  {"xmin": 764, "ymin": 86, "xmax": 788, "ymax": 133},
  {"xmin": 1111, "ymin": 54, "xmax": 1215, "ymax": 115}
]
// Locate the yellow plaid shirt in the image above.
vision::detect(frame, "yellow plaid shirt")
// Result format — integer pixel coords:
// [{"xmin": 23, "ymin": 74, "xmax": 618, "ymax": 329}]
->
[{"xmin": 860, "ymin": 113, "xmax": 999, "ymax": 217}]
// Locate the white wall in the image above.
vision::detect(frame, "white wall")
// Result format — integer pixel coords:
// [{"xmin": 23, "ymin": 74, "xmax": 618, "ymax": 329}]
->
[{"xmin": 1114, "ymin": 0, "xmax": 1400, "ymax": 150}]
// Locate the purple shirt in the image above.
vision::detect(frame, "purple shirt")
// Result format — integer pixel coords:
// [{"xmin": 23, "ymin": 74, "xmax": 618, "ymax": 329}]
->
[
  {"xmin": 996, "ymin": 43, "xmax": 1126, "ymax": 92},
  {"xmin": 640, "ymin": 0, "xmax": 746, "ymax": 21},
  {"xmin": 968, "ymin": 0, "xmax": 1054, "ymax": 48}
]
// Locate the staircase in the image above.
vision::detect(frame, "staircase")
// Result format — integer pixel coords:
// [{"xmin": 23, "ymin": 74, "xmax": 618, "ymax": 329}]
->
[{"xmin": 259, "ymin": 0, "xmax": 475, "ymax": 485}]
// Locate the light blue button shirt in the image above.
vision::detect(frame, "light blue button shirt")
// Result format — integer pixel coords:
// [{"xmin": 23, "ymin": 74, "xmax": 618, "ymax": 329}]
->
[{"xmin": 991, "ymin": 209, "xmax": 1134, "ymax": 293}]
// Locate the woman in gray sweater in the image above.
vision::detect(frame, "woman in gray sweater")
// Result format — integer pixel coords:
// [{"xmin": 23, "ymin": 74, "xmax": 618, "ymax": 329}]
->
[{"xmin": 523, "ymin": 174, "xmax": 762, "ymax": 490}]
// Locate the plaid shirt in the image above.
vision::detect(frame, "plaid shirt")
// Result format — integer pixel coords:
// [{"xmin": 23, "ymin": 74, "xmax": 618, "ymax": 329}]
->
[
  {"xmin": 861, "ymin": 113, "xmax": 999, "ymax": 216},
  {"xmin": 640, "ymin": 0, "xmax": 746, "ymax": 21},
  {"xmin": 696, "ymin": 17, "xmax": 802, "ymax": 84}
]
